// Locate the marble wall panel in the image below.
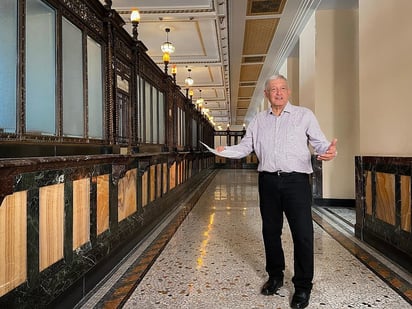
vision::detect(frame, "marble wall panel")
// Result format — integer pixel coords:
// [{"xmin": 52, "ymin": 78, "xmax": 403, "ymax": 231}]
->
[
  {"xmin": 39, "ymin": 183, "xmax": 64, "ymax": 271},
  {"xmin": 170, "ymin": 163, "xmax": 176, "ymax": 190},
  {"xmin": 215, "ymin": 156, "xmax": 226, "ymax": 164},
  {"xmin": 401, "ymin": 175, "xmax": 411, "ymax": 232},
  {"xmin": 375, "ymin": 172, "xmax": 395, "ymax": 225},
  {"xmin": 156, "ymin": 164, "xmax": 162, "ymax": 199},
  {"xmin": 118, "ymin": 168, "xmax": 137, "ymax": 221},
  {"xmin": 73, "ymin": 178, "xmax": 90, "ymax": 249},
  {"xmin": 162, "ymin": 163, "xmax": 168, "ymax": 195},
  {"xmin": 0, "ymin": 192, "xmax": 27, "ymax": 297},
  {"xmin": 189, "ymin": 160, "xmax": 193, "ymax": 178},
  {"xmin": 142, "ymin": 171, "xmax": 148, "ymax": 207},
  {"xmin": 179, "ymin": 161, "xmax": 182, "ymax": 184},
  {"xmin": 183, "ymin": 160, "xmax": 187, "ymax": 182},
  {"xmin": 365, "ymin": 171, "xmax": 372, "ymax": 215},
  {"xmin": 246, "ymin": 154, "xmax": 258, "ymax": 163},
  {"xmin": 150, "ymin": 165, "xmax": 156, "ymax": 202},
  {"xmin": 96, "ymin": 174, "xmax": 109, "ymax": 235}
]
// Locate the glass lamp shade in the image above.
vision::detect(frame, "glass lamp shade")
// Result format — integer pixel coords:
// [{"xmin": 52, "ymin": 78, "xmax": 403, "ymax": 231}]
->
[
  {"xmin": 131, "ymin": 10, "xmax": 140, "ymax": 23},
  {"xmin": 185, "ymin": 76, "xmax": 194, "ymax": 86},
  {"xmin": 161, "ymin": 41, "xmax": 175, "ymax": 54},
  {"xmin": 162, "ymin": 52, "xmax": 170, "ymax": 63}
]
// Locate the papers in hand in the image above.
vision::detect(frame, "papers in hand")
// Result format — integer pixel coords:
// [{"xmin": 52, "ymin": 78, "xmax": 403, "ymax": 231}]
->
[{"xmin": 199, "ymin": 141, "xmax": 244, "ymax": 159}]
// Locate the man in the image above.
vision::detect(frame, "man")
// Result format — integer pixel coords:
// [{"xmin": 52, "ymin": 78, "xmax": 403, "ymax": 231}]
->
[{"xmin": 216, "ymin": 74, "xmax": 337, "ymax": 309}]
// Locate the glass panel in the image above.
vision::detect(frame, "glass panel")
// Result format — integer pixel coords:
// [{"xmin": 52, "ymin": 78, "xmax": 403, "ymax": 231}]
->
[
  {"xmin": 152, "ymin": 87, "xmax": 158, "ymax": 144},
  {"xmin": 145, "ymin": 82, "xmax": 151, "ymax": 143},
  {"xmin": 26, "ymin": 0, "xmax": 56, "ymax": 134},
  {"xmin": 182, "ymin": 112, "xmax": 186, "ymax": 146},
  {"xmin": 0, "ymin": 0, "xmax": 17, "ymax": 133},
  {"xmin": 192, "ymin": 119, "xmax": 197, "ymax": 148},
  {"xmin": 180, "ymin": 109, "xmax": 183, "ymax": 146},
  {"xmin": 87, "ymin": 36, "xmax": 103, "ymax": 139},
  {"xmin": 117, "ymin": 90, "xmax": 128, "ymax": 142},
  {"xmin": 177, "ymin": 108, "xmax": 181, "ymax": 146},
  {"xmin": 158, "ymin": 92, "xmax": 165, "ymax": 144},
  {"xmin": 137, "ymin": 77, "xmax": 143, "ymax": 142},
  {"xmin": 62, "ymin": 18, "xmax": 83, "ymax": 137}
]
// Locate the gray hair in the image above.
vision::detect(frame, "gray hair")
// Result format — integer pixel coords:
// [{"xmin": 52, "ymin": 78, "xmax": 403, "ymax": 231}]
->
[{"xmin": 264, "ymin": 74, "xmax": 288, "ymax": 90}]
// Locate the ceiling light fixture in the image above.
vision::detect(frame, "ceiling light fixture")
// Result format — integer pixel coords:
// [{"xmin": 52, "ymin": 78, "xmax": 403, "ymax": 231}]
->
[
  {"xmin": 185, "ymin": 68, "xmax": 194, "ymax": 87},
  {"xmin": 161, "ymin": 28, "xmax": 175, "ymax": 54},
  {"xmin": 196, "ymin": 89, "xmax": 204, "ymax": 105}
]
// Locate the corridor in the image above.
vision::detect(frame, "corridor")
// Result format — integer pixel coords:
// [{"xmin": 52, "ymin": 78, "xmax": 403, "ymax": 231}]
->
[{"xmin": 77, "ymin": 170, "xmax": 412, "ymax": 309}]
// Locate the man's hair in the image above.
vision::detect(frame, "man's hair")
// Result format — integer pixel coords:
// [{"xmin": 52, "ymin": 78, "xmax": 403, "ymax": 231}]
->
[{"xmin": 265, "ymin": 74, "xmax": 288, "ymax": 90}]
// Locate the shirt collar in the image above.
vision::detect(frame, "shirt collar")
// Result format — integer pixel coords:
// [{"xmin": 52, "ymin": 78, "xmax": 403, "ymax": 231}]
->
[{"xmin": 267, "ymin": 102, "xmax": 292, "ymax": 116}]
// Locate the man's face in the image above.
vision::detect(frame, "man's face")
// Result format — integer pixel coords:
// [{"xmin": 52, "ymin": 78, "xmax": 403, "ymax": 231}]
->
[{"xmin": 264, "ymin": 79, "xmax": 291, "ymax": 108}]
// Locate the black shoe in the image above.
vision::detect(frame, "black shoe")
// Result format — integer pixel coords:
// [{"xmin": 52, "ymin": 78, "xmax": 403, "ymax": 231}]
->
[
  {"xmin": 290, "ymin": 290, "xmax": 310, "ymax": 309},
  {"xmin": 261, "ymin": 277, "xmax": 283, "ymax": 295}
]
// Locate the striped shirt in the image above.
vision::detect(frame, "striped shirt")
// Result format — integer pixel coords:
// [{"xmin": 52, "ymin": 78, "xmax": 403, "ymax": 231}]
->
[{"xmin": 226, "ymin": 102, "xmax": 330, "ymax": 174}]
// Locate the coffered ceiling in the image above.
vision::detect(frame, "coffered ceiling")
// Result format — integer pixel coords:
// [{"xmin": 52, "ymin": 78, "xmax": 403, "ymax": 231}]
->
[{"xmin": 104, "ymin": 0, "xmax": 356, "ymax": 130}]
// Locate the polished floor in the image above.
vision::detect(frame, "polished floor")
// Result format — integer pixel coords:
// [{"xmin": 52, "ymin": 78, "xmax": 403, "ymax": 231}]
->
[{"xmin": 76, "ymin": 169, "xmax": 412, "ymax": 309}]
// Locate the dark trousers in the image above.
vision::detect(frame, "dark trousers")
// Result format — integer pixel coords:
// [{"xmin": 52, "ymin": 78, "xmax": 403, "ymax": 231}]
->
[{"xmin": 258, "ymin": 172, "xmax": 313, "ymax": 292}]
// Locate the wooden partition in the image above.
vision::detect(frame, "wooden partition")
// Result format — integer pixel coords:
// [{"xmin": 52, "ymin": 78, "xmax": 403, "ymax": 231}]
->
[
  {"xmin": 0, "ymin": 151, "xmax": 214, "ymax": 306},
  {"xmin": 355, "ymin": 156, "xmax": 412, "ymax": 272}
]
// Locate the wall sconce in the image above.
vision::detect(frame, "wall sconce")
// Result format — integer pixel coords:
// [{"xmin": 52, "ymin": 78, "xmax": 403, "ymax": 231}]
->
[
  {"xmin": 161, "ymin": 28, "xmax": 175, "ymax": 54},
  {"xmin": 171, "ymin": 64, "xmax": 177, "ymax": 83},
  {"xmin": 130, "ymin": 9, "xmax": 141, "ymax": 41},
  {"xmin": 163, "ymin": 52, "xmax": 170, "ymax": 74},
  {"xmin": 185, "ymin": 68, "xmax": 194, "ymax": 87},
  {"xmin": 189, "ymin": 89, "xmax": 194, "ymax": 101}
]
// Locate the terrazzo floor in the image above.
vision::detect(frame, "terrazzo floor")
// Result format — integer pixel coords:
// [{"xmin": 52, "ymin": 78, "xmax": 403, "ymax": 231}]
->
[{"xmin": 78, "ymin": 169, "xmax": 412, "ymax": 309}]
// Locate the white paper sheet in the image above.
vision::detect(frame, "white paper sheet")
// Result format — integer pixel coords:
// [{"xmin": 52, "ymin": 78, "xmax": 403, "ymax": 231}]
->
[{"xmin": 199, "ymin": 141, "xmax": 245, "ymax": 159}]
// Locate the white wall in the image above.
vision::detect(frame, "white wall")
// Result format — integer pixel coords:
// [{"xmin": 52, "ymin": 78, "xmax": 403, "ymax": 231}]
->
[
  {"xmin": 297, "ymin": 8, "xmax": 358, "ymax": 199},
  {"xmin": 359, "ymin": 0, "xmax": 412, "ymax": 155},
  {"xmin": 315, "ymin": 9, "xmax": 359, "ymax": 199},
  {"xmin": 299, "ymin": 14, "xmax": 316, "ymax": 112}
]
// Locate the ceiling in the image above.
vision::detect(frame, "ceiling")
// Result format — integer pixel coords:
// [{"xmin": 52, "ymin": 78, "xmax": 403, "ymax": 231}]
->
[{"xmin": 104, "ymin": 0, "xmax": 357, "ymax": 130}]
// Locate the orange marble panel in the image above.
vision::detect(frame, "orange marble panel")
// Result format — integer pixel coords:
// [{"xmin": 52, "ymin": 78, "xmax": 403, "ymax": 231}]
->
[
  {"xmin": 375, "ymin": 172, "xmax": 395, "ymax": 225},
  {"xmin": 156, "ymin": 164, "xmax": 162, "ymax": 198},
  {"xmin": 118, "ymin": 168, "xmax": 137, "ymax": 221},
  {"xmin": 365, "ymin": 171, "xmax": 372, "ymax": 215},
  {"xmin": 400, "ymin": 175, "xmax": 411, "ymax": 232},
  {"xmin": 96, "ymin": 174, "xmax": 109, "ymax": 235},
  {"xmin": 0, "ymin": 192, "xmax": 27, "ymax": 297},
  {"xmin": 149, "ymin": 165, "xmax": 156, "ymax": 202},
  {"xmin": 162, "ymin": 163, "xmax": 168, "ymax": 195},
  {"xmin": 142, "ymin": 171, "xmax": 148, "ymax": 207},
  {"xmin": 73, "ymin": 178, "xmax": 90, "ymax": 249},
  {"xmin": 39, "ymin": 183, "xmax": 64, "ymax": 271},
  {"xmin": 215, "ymin": 156, "xmax": 226, "ymax": 164},
  {"xmin": 170, "ymin": 163, "xmax": 176, "ymax": 190},
  {"xmin": 246, "ymin": 154, "xmax": 258, "ymax": 163}
]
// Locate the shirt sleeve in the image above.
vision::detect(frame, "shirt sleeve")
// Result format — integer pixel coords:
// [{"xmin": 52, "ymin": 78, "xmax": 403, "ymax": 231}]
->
[
  {"xmin": 306, "ymin": 110, "xmax": 330, "ymax": 154},
  {"xmin": 222, "ymin": 117, "xmax": 257, "ymax": 158}
]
